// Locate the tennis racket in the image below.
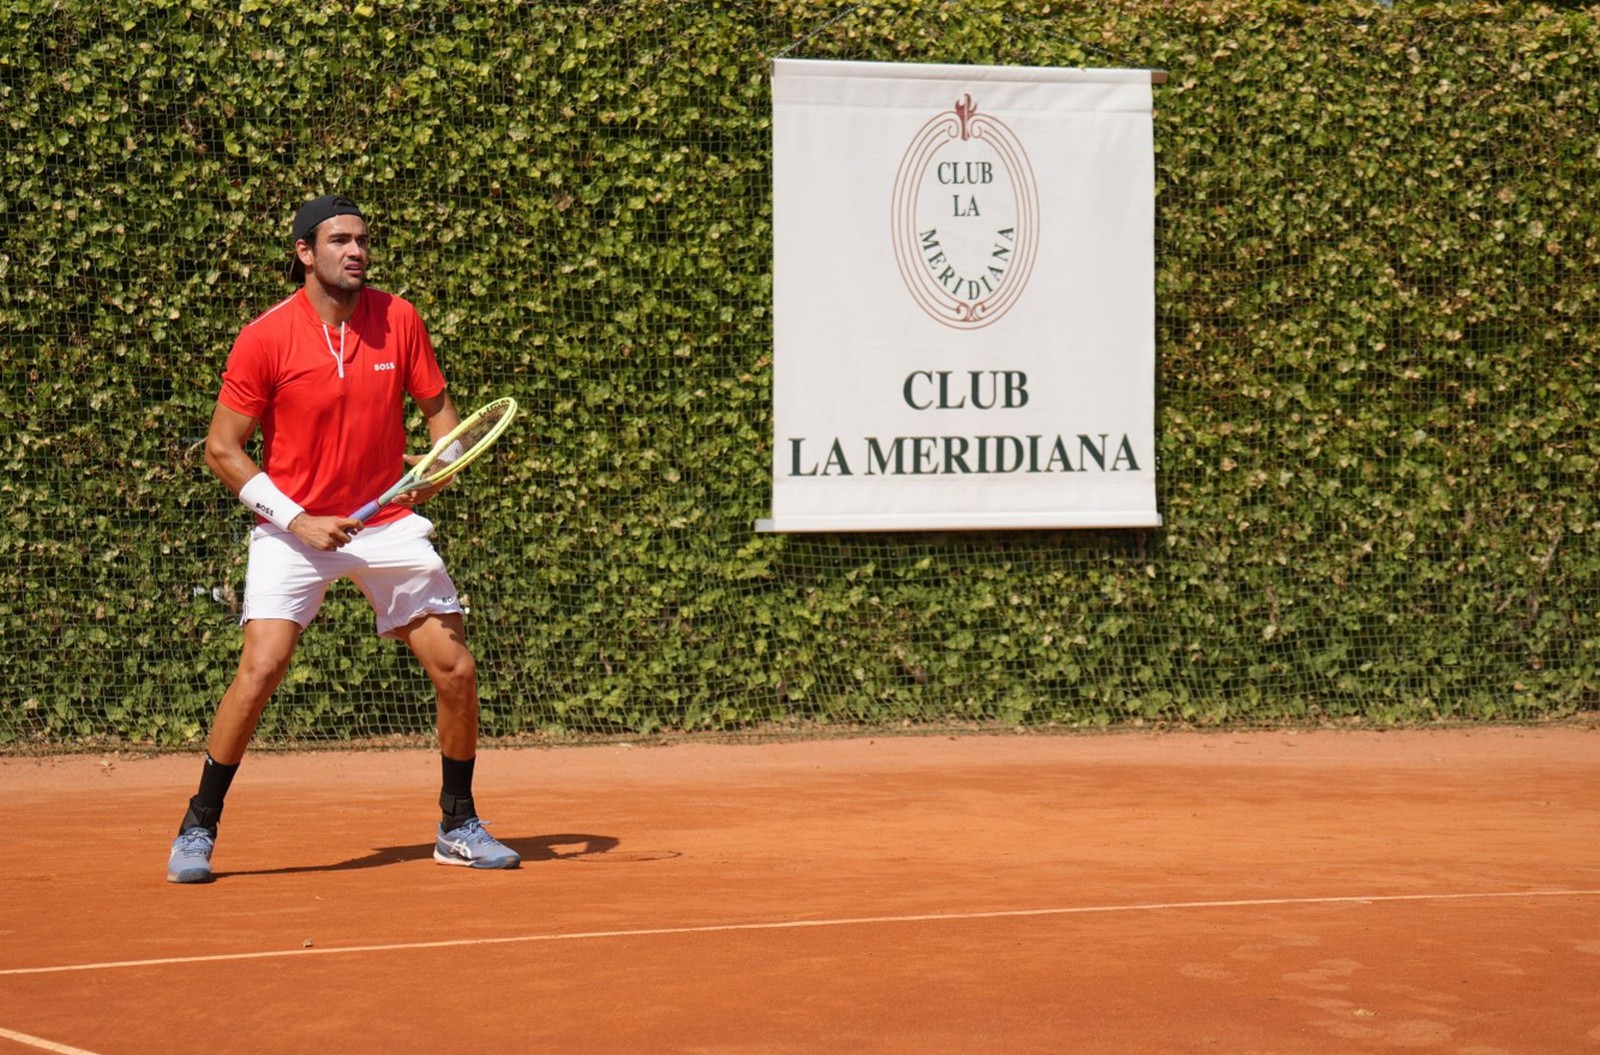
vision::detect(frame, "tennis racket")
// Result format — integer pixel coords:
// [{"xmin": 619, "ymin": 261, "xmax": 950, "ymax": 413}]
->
[{"xmin": 349, "ymin": 396, "xmax": 519, "ymax": 523}]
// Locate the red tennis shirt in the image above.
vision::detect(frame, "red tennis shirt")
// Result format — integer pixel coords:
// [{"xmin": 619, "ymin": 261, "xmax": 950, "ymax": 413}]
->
[{"xmin": 219, "ymin": 286, "xmax": 447, "ymax": 527}]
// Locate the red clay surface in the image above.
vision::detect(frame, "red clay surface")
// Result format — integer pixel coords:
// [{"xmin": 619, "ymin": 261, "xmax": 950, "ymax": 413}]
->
[{"xmin": 1, "ymin": 725, "xmax": 1597, "ymax": 1054}]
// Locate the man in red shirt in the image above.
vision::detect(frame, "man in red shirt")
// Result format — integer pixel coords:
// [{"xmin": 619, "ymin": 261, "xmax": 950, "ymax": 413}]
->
[{"xmin": 167, "ymin": 194, "xmax": 519, "ymax": 882}]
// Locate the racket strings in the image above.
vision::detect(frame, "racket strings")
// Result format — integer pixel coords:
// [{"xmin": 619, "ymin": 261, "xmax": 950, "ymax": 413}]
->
[
  {"xmin": 444, "ymin": 408, "xmax": 510, "ymax": 463},
  {"xmin": 425, "ymin": 399, "xmax": 516, "ymax": 478}
]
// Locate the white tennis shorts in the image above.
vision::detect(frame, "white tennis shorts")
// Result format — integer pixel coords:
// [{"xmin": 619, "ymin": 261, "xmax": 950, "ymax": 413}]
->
[{"xmin": 241, "ymin": 513, "xmax": 464, "ymax": 638}]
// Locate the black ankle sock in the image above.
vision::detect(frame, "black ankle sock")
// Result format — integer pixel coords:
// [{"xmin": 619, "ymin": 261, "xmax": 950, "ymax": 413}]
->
[
  {"xmin": 440, "ymin": 753, "xmax": 477, "ymax": 829},
  {"xmin": 179, "ymin": 754, "xmax": 239, "ymax": 835}
]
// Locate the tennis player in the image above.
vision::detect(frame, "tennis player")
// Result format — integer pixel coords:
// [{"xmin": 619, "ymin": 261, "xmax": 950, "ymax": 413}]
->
[{"xmin": 166, "ymin": 194, "xmax": 519, "ymax": 883}]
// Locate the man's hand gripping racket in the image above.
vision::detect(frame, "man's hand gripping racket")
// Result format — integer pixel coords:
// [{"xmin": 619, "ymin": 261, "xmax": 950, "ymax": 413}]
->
[{"xmin": 349, "ymin": 396, "xmax": 519, "ymax": 524}]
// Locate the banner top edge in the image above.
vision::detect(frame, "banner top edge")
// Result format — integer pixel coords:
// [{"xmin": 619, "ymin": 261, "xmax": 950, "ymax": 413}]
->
[{"xmin": 771, "ymin": 58, "xmax": 1163, "ymax": 85}]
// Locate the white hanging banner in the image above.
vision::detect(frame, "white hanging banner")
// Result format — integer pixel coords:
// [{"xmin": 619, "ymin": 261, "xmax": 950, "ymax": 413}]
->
[{"xmin": 766, "ymin": 59, "xmax": 1160, "ymax": 531}]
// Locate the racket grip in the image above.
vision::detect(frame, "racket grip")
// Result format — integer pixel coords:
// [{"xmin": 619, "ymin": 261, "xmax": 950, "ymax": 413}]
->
[{"xmin": 350, "ymin": 499, "xmax": 382, "ymax": 524}]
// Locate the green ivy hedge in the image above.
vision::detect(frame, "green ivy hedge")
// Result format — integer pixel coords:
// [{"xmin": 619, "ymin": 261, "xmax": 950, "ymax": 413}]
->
[{"xmin": 3, "ymin": 0, "xmax": 1597, "ymax": 746}]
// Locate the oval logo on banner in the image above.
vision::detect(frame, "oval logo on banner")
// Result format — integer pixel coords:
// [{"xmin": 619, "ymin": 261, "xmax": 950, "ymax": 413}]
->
[{"xmin": 891, "ymin": 94, "xmax": 1040, "ymax": 330}]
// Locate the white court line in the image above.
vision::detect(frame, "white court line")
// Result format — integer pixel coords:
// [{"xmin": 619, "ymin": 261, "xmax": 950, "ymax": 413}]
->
[
  {"xmin": 2, "ymin": 887, "xmax": 1596, "ymax": 979},
  {"xmin": 0, "ymin": 1026, "xmax": 103, "ymax": 1055}
]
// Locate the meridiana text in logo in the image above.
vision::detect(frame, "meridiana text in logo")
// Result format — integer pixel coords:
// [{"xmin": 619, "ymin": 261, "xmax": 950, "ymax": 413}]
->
[{"xmin": 891, "ymin": 94, "xmax": 1040, "ymax": 329}]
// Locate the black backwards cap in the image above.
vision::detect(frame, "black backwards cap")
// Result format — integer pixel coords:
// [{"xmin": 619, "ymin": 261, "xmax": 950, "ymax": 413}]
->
[{"xmin": 287, "ymin": 194, "xmax": 365, "ymax": 282}]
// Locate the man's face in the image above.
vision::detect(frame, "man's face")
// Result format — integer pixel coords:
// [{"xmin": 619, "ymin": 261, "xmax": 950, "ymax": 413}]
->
[{"xmin": 298, "ymin": 214, "xmax": 369, "ymax": 293}]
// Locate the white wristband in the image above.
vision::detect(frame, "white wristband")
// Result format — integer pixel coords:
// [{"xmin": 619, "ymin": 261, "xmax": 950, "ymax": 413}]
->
[{"xmin": 238, "ymin": 472, "xmax": 305, "ymax": 532}]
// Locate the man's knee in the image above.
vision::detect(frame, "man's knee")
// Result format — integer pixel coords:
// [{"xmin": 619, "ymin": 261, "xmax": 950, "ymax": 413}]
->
[
  {"xmin": 431, "ymin": 647, "xmax": 478, "ymax": 698},
  {"xmin": 233, "ymin": 621, "xmax": 300, "ymax": 699},
  {"xmin": 233, "ymin": 652, "xmax": 292, "ymax": 699}
]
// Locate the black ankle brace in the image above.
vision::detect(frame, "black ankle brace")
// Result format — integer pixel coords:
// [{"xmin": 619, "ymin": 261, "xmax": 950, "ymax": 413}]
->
[{"xmin": 179, "ymin": 796, "xmax": 223, "ymax": 836}]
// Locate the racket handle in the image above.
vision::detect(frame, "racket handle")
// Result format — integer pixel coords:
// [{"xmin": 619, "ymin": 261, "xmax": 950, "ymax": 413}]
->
[{"xmin": 350, "ymin": 499, "xmax": 382, "ymax": 524}]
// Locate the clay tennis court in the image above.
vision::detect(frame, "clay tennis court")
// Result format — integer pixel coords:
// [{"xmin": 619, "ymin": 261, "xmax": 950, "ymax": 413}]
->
[{"xmin": 1, "ymin": 724, "xmax": 1596, "ymax": 1054}]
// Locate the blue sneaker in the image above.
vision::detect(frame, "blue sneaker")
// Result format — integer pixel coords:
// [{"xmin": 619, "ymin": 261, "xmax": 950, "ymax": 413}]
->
[
  {"xmin": 434, "ymin": 818, "xmax": 520, "ymax": 870},
  {"xmin": 167, "ymin": 827, "xmax": 216, "ymax": 884}
]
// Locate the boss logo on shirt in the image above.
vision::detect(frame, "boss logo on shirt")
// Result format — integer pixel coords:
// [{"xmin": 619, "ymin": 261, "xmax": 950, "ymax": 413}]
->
[{"xmin": 373, "ymin": 362, "xmax": 397, "ymax": 371}]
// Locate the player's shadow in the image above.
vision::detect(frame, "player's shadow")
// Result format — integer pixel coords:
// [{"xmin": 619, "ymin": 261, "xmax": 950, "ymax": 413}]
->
[{"xmin": 216, "ymin": 833, "xmax": 624, "ymax": 878}]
